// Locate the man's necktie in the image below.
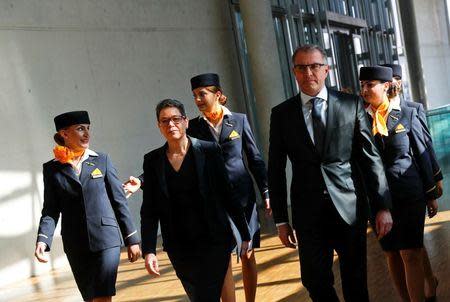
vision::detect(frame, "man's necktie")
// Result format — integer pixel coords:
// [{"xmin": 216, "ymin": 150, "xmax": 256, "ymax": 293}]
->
[{"xmin": 311, "ymin": 97, "xmax": 326, "ymax": 154}]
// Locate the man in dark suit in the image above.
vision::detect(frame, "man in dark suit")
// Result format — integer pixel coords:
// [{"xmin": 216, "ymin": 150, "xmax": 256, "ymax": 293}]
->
[{"xmin": 268, "ymin": 44, "xmax": 393, "ymax": 301}]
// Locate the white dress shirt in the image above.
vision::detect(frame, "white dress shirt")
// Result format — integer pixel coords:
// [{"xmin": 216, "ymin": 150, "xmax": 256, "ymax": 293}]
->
[{"xmin": 300, "ymin": 86, "xmax": 329, "ymax": 144}]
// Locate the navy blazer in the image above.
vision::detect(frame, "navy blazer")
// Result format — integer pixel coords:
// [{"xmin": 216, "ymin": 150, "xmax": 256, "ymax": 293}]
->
[
  {"xmin": 187, "ymin": 112, "xmax": 269, "ymax": 207},
  {"xmin": 140, "ymin": 137, "xmax": 250, "ymax": 255},
  {"xmin": 369, "ymin": 106, "xmax": 437, "ymax": 202},
  {"xmin": 268, "ymin": 90, "xmax": 392, "ymax": 227},
  {"xmin": 402, "ymin": 99, "xmax": 443, "ymax": 182},
  {"xmin": 37, "ymin": 151, "xmax": 140, "ymax": 253}
]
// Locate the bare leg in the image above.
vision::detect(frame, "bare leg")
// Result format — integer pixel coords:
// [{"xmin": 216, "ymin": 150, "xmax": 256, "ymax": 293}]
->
[
  {"xmin": 423, "ymin": 247, "xmax": 438, "ymax": 298},
  {"xmin": 221, "ymin": 256, "xmax": 236, "ymax": 302},
  {"xmin": 385, "ymin": 251, "xmax": 410, "ymax": 302},
  {"xmin": 400, "ymin": 248, "xmax": 425, "ymax": 302},
  {"xmin": 241, "ymin": 252, "xmax": 257, "ymax": 302}
]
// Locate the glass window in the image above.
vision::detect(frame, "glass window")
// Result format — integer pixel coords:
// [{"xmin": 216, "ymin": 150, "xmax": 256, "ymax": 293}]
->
[
  {"xmin": 292, "ymin": 19, "xmax": 301, "ymax": 45},
  {"xmin": 299, "ymin": 0, "xmax": 308, "ymax": 13},
  {"xmin": 231, "ymin": 10, "xmax": 260, "ymax": 132},
  {"xmin": 273, "ymin": 16, "xmax": 296, "ymax": 98},
  {"xmin": 447, "ymin": 0, "xmax": 450, "ymax": 22},
  {"xmin": 427, "ymin": 106, "xmax": 450, "ymax": 173},
  {"xmin": 271, "ymin": 0, "xmax": 281, "ymax": 6}
]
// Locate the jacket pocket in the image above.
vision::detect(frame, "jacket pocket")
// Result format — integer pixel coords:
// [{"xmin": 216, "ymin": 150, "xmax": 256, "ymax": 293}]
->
[{"xmin": 101, "ymin": 216, "xmax": 118, "ymax": 227}]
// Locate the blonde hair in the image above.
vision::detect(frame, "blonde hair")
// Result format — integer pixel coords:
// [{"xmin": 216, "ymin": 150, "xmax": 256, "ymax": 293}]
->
[
  {"xmin": 205, "ymin": 86, "xmax": 228, "ymax": 105},
  {"xmin": 387, "ymin": 82, "xmax": 402, "ymax": 99}
]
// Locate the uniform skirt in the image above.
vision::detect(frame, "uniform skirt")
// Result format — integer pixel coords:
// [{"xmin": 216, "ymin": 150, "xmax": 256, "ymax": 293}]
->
[
  {"xmin": 379, "ymin": 200, "xmax": 426, "ymax": 251},
  {"xmin": 168, "ymin": 247, "xmax": 230, "ymax": 302},
  {"xmin": 229, "ymin": 202, "xmax": 260, "ymax": 256},
  {"xmin": 66, "ymin": 246, "xmax": 121, "ymax": 301}
]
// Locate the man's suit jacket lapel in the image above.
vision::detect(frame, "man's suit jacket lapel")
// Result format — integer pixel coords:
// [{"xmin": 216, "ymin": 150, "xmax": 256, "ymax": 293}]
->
[
  {"xmin": 323, "ymin": 90, "xmax": 341, "ymax": 156},
  {"xmin": 219, "ymin": 115, "xmax": 235, "ymax": 143},
  {"xmin": 292, "ymin": 94, "xmax": 317, "ymax": 153}
]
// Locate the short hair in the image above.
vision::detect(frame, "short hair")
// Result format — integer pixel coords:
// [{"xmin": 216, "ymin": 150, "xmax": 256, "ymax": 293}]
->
[
  {"xmin": 292, "ymin": 44, "xmax": 327, "ymax": 64},
  {"xmin": 155, "ymin": 99, "xmax": 186, "ymax": 121}
]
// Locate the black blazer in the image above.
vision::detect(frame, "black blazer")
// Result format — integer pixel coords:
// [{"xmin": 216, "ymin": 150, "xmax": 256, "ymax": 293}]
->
[
  {"xmin": 368, "ymin": 105, "xmax": 437, "ymax": 202},
  {"xmin": 36, "ymin": 152, "xmax": 140, "ymax": 254},
  {"xmin": 402, "ymin": 99, "xmax": 443, "ymax": 182},
  {"xmin": 140, "ymin": 137, "xmax": 251, "ymax": 255},
  {"xmin": 188, "ymin": 112, "xmax": 269, "ymax": 207},
  {"xmin": 268, "ymin": 89, "xmax": 392, "ymax": 228}
]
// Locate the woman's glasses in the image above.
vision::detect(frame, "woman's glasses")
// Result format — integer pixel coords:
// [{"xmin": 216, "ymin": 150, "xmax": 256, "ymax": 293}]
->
[{"xmin": 158, "ymin": 115, "xmax": 186, "ymax": 127}]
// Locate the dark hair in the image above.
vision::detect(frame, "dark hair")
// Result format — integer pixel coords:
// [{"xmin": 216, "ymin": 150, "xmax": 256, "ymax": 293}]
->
[
  {"xmin": 53, "ymin": 132, "xmax": 65, "ymax": 146},
  {"xmin": 292, "ymin": 44, "xmax": 327, "ymax": 64},
  {"xmin": 156, "ymin": 99, "xmax": 186, "ymax": 121},
  {"xmin": 205, "ymin": 86, "xmax": 228, "ymax": 105}
]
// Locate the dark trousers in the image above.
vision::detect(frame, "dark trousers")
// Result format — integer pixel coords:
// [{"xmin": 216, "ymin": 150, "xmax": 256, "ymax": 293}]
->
[
  {"xmin": 295, "ymin": 194, "xmax": 369, "ymax": 302},
  {"xmin": 168, "ymin": 247, "xmax": 230, "ymax": 302}
]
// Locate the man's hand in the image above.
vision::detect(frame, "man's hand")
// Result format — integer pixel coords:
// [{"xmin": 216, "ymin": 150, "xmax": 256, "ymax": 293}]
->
[
  {"xmin": 34, "ymin": 242, "xmax": 48, "ymax": 263},
  {"xmin": 277, "ymin": 224, "xmax": 297, "ymax": 248},
  {"xmin": 127, "ymin": 244, "xmax": 141, "ymax": 262},
  {"xmin": 436, "ymin": 180, "xmax": 444, "ymax": 198},
  {"xmin": 264, "ymin": 198, "xmax": 272, "ymax": 217},
  {"xmin": 375, "ymin": 209, "xmax": 393, "ymax": 239},
  {"xmin": 427, "ymin": 199, "xmax": 438, "ymax": 218},
  {"xmin": 123, "ymin": 176, "xmax": 141, "ymax": 198},
  {"xmin": 145, "ymin": 253, "xmax": 160, "ymax": 276}
]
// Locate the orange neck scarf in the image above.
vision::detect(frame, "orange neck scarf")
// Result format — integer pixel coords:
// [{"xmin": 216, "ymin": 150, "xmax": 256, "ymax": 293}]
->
[
  {"xmin": 204, "ymin": 106, "xmax": 224, "ymax": 123},
  {"xmin": 53, "ymin": 145, "xmax": 85, "ymax": 165},
  {"xmin": 370, "ymin": 98, "xmax": 390, "ymax": 136}
]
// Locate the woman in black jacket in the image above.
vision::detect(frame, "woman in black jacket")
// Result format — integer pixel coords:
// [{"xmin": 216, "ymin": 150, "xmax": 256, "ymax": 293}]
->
[
  {"xmin": 126, "ymin": 74, "xmax": 269, "ymax": 302},
  {"xmin": 140, "ymin": 99, "xmax": 250, "ymax": 302}
]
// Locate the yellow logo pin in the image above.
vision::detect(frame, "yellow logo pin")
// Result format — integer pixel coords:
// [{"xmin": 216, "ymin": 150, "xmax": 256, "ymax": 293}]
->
[
  {"xmin": 395, "ymin": 123, "xmax": 406, "ymax": 133},
  {"xmin": 229, "ymin": 130, "xmax": 240, "ymax": 140},
  {"xmin": 91, "ymin": 168, "xmax": 103, "ymax": 178}
]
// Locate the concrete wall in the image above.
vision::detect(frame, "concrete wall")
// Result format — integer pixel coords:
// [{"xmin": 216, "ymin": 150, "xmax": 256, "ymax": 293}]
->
[
  {"xmin": 0, "ymin": 0, "xmax": 246, "ymax": 286},
  {"xmin": 414, "ymin": 0, "xmax": 450, "ymax": 109}
]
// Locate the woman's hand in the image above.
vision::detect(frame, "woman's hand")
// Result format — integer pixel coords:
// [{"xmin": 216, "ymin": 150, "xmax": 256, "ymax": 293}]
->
[
  {"xmin": 145, "ymin": 253, "xmax": 160, "ymax": 276},
  {"xmin": 427, "ymin": 199, "xmax": 438, "ymax": 218},
  {"xmin": 122, "ymin": 176, "xmax": 141, "ymax": 198},
  {"xmin": 34, "ymin": 242, "xmax": 48, "ymax": 263},
  {"xmin": 264, "ymin": 198, "xmax": 272, "ymax": 217},
  {"xmin": 240, "ymin": 241, "xmax": 253, "ymax": 259},
  {"xmin": 127, "ymin": 244, "xmax": 141, "ymax": 262}
]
